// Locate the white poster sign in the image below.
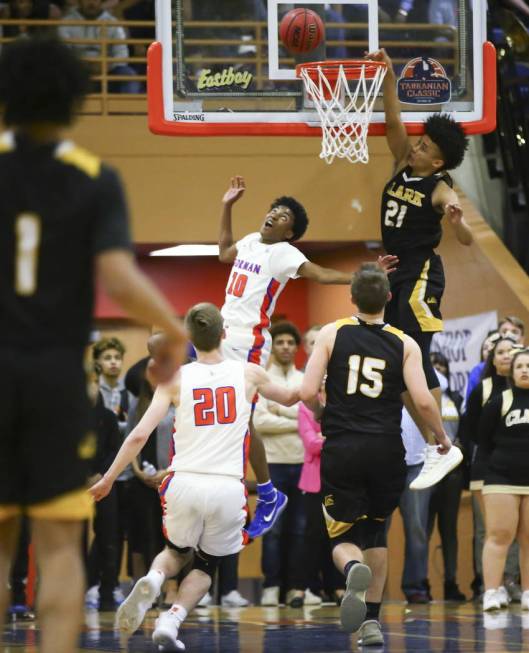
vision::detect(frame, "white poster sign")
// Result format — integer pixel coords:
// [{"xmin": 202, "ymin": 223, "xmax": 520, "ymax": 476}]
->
[{"xmin": 431, "ymin": 310, "xmax": 498, "ymax": 397}]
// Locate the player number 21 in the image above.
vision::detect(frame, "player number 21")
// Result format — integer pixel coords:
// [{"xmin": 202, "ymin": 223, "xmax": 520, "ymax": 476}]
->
[
  {"xmin": 15, "ymin": 213, "xmax": 41, "ymax": 296},
  {"xmin": 347, "ymin": 355, "xmax": 386, "ymax": 398},
  {"xmin": 384, "ymin": 200, "xmax": 407, "ymax": 229}
]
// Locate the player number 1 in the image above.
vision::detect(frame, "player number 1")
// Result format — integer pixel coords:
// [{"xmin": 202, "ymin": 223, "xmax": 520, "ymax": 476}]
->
[
  {"xmin": 384, "ymin": 200, "xmax": 407, "ymax": 229},
  {"xmin": 347, "ymin": 355, "xmax": 386, "ymax": 398},
  {"xmin": 15, "ymin": 213, "xmax": 41, "ymax": 296}
]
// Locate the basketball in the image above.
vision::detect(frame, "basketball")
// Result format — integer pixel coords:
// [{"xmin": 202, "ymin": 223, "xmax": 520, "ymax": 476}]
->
[{"xmin": 279, "ymin": 8, "xmax": 324, "ymax": 54}]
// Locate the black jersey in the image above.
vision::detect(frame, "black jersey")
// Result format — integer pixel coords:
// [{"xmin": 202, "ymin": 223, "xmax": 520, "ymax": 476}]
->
[
  {"xmin": 479, "ymin": 387, "xmax": 529, "ymax": 483},
  {"xmin": 0, "ymin": 131, "xmax": 131, "ymax": 348},
  {"xmin": 322, "ymin": 317, "xmax": 406, "ymax": 439},
  {"xmin": 381, "ymin": 165, "xmax": 453, "ymax": 258},
  {"xmin": 464, "ymin": 375, "xmax": 508, "ymax": 445}
]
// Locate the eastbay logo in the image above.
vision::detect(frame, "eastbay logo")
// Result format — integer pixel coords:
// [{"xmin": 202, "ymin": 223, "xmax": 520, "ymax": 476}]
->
[{"xmin": 197, "ymin": 67, "xmax": 253, "ymax": 91}]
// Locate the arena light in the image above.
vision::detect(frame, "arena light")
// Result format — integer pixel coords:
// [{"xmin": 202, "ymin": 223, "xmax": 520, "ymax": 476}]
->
[{"xmin": 149, "ymin": 244, "xmax": 219, "ymax": 257}]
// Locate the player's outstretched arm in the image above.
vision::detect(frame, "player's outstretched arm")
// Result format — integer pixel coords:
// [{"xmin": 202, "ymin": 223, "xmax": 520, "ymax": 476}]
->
[
  {"xmin": 365, "ymin": 48, "xmax": 411, "ymax": 166},
  {"xmin": 297, "ymin": 255, "xmax": 398, "ymax": 284},
  {"xmin": 300, "ymin": 324, "xmax": 334, "ymax": 410},
  {"xmin": 402, "ymin": 336, "xmax": 451, "ymax": 453},
  {"xmin": 97, "ymin": 250, "xmax": 187, "ymax": 382},
  {"xmin": 219, "ymin": 175, "xmax": 246, "ymax": 264},
  {"xmin": 247, "ymin": 363, "xmax": 299, "ymax": 406},
  {"xmin": 89, "ymin": 382, "xmax": 175, "ymax": 501},
  {"xmin": 434, "ymin": 184, "xmax": 473, "ymax": 246}
]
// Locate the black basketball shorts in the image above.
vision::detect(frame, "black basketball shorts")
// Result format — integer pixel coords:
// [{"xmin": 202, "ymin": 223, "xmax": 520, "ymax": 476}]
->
[
  {"xmin": 384, "ymin": 254, "xmax": 445, "ymax": 335},
  {"xmin": 0, "ymin": 346, "xmax": 94, "ymax": 520},
  {"xmin": 320, "ymin": 434, "xmax": 407, "ymax": 540}
]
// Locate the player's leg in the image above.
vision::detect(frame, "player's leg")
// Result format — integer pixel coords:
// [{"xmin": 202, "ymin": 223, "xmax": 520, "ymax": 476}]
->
[
  {"xmin": 0, "ymin": 513, "xmax": 21, "ymax": 627},
  {"xmin": 31, "ymin": 517, "xmax": 85, "ymax": 653},
  {"xmin": 518, "ymin": 496, "xmax": 529, "ymax": 608},
  {"xmin": 482, "ymin": 492, "xmax": 519, "ymax": 610},
  {"xmin": 116, "ymin": 544, "xmax": 191, "ymax": 634}
]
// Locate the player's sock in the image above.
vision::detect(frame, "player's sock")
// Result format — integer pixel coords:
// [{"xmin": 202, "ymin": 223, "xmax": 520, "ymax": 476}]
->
[
  {"xmin": 366, "ymin": 601, "xmax": 381, "ymax": 621},
  {"xmin": 146, "ymin": 569, "xmax": 166, "ymax": 594},
  {"xmin": 257, "ymin": 481, "xmax": 277, "ymax": 502},
  {"xmin": 343, "ymin": 560, "xmax": 362, "ymax": 577},
  {"xmin": 168, "ymin": 604, "xmax": 188, "ymax": 624}
]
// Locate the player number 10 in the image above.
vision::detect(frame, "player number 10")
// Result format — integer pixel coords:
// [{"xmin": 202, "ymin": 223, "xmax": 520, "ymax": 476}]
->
[
  {"xmin": 227, "ymin": 271, "xmax": 248, "ymax": 298},
  {"xmin": 384, "ymin": 200, "xmax": 407, "ymax": 229},
  {"xmin": 15, "ymin": 213, "xmax": 41, "ymax": 296},
  {"xmin": 347, "ymin": 355, "xmax": 386, "ymax": 398}
]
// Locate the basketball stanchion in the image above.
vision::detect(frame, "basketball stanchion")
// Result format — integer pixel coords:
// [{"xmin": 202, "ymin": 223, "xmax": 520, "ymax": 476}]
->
[{"xmin": 296, "ymin": 60, "xmax": 387, "ymax": 165}]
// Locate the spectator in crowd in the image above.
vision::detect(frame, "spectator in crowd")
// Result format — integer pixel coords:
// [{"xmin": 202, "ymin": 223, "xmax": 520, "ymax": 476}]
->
[
  {"xmin": 84, "ymin": 365, "xmax": 122, "ymax": 612},
  {"xmin": 1, "ymin": 0, "xmax": 61, "ymax": 38},
  {"xmin": 303, "ymin": 325, "xmax": 322, "ymax": 359},
  {"xmin": 428, "ymin": 353, "xmax": 466, "ymax": 601},
  {"xmin": 398, "ymin": 408, "xmax": 434, "ymax": 603},
  {"xmin": 466, "ymin": 331, "xmax": 501, "ymax": 401},
  {"xmin": 298, "ymin": 390, "xmax": 344, "ymax": 605},
  {"xmin": 58, "ymin": 0, "xmax": 141, "ymax": 93},
  {"xmin": 93, "ymin": 336, "xmax": 129, "ymax": 434},
  {"xmin": 126, "ymin": 370, "xmax": 174, "ymax": 578},
  {"xmin": 480, "ymin": 346, "xmax": 529, "ymax": 611},
  {"xmin": 463, "ymin": 337, "xmax": 521, "ymax": 601},
  {"xmin": 254, "ymin": 322, "xmax": 306, "ymax": 607}
]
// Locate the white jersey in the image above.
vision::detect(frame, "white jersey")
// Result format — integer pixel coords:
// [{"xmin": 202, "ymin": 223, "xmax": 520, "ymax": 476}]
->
[
  {"xmin": 221, "ymin": 233, "xmax": 307, "ymax": 363},
  {"xmin": 170, "ymin": 360, "xmax": 252, "ymax": 478}
]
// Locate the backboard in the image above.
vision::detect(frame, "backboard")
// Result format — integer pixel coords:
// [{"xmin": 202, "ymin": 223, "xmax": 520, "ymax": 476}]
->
[{"xmin": 148, "ymin": 0, "xmax": 495, "ymax": 137}]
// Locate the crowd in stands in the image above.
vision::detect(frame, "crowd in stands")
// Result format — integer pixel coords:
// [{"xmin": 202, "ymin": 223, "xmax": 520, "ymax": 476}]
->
[{"xmin": 6, "ymin": 313, "xmax": 528, "ymax": 619}]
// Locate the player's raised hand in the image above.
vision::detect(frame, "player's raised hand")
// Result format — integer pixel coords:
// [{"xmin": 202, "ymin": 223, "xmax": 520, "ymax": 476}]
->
[
  {"xmin": 147, "ymin": 332, "xmax": 186, "ymax": 385},
  {"xmin": 377, "ymin": 254, "xmax": 399, "ymax": 274},
  {"xmin": 89, "ymin": 475, "xmax": 113, "ymax": 501},
  {"xmin": 222, "ymin": 176, "xmax": 246, "ymax": 206},
  {"xmin": 364, "ymin": 48, "xmax": 393, "ymax": 71},
  {"xmin": 444, "ymin": 202, "xmax": 463, "ymax": 225}
]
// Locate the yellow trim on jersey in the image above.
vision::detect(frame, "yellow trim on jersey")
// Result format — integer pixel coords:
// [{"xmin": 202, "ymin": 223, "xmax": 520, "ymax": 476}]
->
[
  {"xmin": 408, "ymin": 260, "xmax": 443, "ymax": 332},
  {"xmin": 0, "ymin": 131, "xmax": 15, "ymax": 153},
  {"xmin": 501, "ymin": 389, "xmax": 514, "ymax": 417},
  {"xmin": 56, "ymin": 144, "xmax": 101, "ymax": 178},
  {"xmin": 323, "ymin": 506, "xmax": 367, "ymax": 538},
  {"xmin": 335, "ymin": 317, "xmax": 359, "ymax": 331},
  {"xmin": 0, "ymin": 505, "xmax": 21, "ymax": 521},
  {"xmin": 27, "ymin": 488, "xmax": 94, "ymax": 521},
  {"xmin": 482, "ymin": 377, "xmax": 493, "ymax": 405},
  {"xmin": 383, "ymin": 324, "xmax": 406, "ymax": 341}
]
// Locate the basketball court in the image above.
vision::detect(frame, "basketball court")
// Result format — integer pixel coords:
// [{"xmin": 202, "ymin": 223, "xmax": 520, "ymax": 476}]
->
[{"xmin": 3, "ymin": 603, "xmax": 529, "ymax": 652}]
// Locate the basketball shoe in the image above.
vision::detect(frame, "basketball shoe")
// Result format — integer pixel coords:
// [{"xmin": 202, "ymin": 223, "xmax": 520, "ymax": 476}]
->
[
  {"xmin": 152, "ymin": 610, "xmax": 186, "ymax": 650},
  {"xmin": 116, "ymin": 575, "xmax": 160, "ymax": 634},
  {"xmin": 409, "ymin": 445, "xmax": 463, "ymax": 490},
  {"xmin": 246, "ymin": 490, "xmax": 288, "ymax": 538},
  {"xmin": 340, "ymin": 563, "xmax": 372, "ymax": 633},
  {"xmin": 358, "ymin": 620, "xmax": 384, "ymax": 646}
]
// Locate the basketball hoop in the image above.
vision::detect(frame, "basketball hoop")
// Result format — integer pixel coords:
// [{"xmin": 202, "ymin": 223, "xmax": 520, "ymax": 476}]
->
[{"xmin": 296, "ymin": 60, "xmax": 387, "ymax": 165}]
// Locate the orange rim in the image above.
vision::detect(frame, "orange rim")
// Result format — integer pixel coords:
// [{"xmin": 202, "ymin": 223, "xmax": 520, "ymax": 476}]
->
[{"xmin": 296, "ymin": 59, "xmax": 387, "ymax": 82}]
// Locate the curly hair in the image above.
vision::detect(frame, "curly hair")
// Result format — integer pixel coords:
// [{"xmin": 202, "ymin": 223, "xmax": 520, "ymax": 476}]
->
[
  {"xmin": 0, "ymin": 36, "xmax": 90, "ymax": 126},
  {"xmin": 270, "ymin": 321, "xmax": 301, "ymax": 346},
  {"xmin": 424, "ymin": 114, "xmax": 469, "ymax": 170},
  {"xmin": 271, "ymin": 196, "xmax": 309, "ymax": 241},
  {"xmin": 92, "ymin": 337, "xmax": 126, "ymax": 360}
]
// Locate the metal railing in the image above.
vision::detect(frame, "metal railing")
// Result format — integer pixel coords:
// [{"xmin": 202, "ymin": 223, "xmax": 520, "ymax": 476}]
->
[{"xmin": 0, "ymin": 18, "xmax": 458, "ymax": 115}]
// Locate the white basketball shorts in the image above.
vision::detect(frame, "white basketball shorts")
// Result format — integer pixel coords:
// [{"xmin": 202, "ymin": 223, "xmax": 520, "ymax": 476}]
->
[
  {"xmin": 221, "ymin": 325, "xmax": 271, "ymax": 368},
  {"xmin": 160, "ymin": 472, "xmax": 247, "ymax": 556}
]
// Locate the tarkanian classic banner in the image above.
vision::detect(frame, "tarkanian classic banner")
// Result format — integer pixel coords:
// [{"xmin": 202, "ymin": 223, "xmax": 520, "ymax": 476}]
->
[{"xmin": 431, "ymin": 310, "xmax": 498, "ymax": 398}]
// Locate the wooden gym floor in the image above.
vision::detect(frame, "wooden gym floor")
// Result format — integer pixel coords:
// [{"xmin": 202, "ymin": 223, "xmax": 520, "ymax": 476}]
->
[{"xmin": 2, "ymin": 602, "xmax": 529, "ymax": 652}]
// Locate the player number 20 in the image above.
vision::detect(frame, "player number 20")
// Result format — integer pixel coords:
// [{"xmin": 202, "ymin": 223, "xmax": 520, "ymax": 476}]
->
[
  {"xmin": 193, "ymin": 386, "xmax": 237, "ymax": 426},
  {"xmin": 347, "ymin": 355, "xmax": 386, "ymax": 398},
  {"xmin": 384, "ymin": 200, "xmax": 407, "ymax": 229},
  {"xmin": 15, "ymin": 213, "xmax": 41, "ymax": 296}
]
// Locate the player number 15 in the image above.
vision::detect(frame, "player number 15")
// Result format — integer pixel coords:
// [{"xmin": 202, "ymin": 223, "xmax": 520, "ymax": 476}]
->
[{"xmin": 347, "ymin": 355, "xmax": 386, "ymax": 398}]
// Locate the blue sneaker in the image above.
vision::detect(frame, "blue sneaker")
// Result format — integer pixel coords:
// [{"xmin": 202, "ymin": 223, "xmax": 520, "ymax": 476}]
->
[{"xmin": 246, "ymin": 491, "xmax": 288, "ymax": 538}]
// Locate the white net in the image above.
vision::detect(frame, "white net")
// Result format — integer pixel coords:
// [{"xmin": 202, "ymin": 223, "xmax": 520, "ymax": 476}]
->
[{"xmin": 298, "ymin": 61, "xmax": 387, "ymax": 165}]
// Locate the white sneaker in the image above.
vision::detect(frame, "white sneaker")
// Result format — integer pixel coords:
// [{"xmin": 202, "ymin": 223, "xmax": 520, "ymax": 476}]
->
[
  {"xmin": 261, "ymin": 586, "xmax": 280, "ymax": 606},
  {"xmin": 497, "ymin": 585, "xmax": 511, "ymax": 607},
  {"xmin": 304, "ymin": 589, "xmax": 323, "ymax": 606},
  {"xmin": 115, "ymin": 576, "xmax": 159, "ymax": 634},
  {"xmin": 152, "ymin": 611, "xmax": 186, "ymax": 650},
  {"xmin": 340, "ymin": 563, "xmax": 372, "ymax": 633},
  {"xmin": 522, "ymin": 590, "xmax": 529, "ymax": 610},
  {"xmin": 197, "ymin": 592, "xmax": 213, "ymax": 607},
  {"xmin": 221, "ymin": 590, "xmax": 250, "ymax": 607},
  {"xmin": 409, "ymin": 445, "xmax": 463, "ymax": 490},
  {"xmin": 483, "ymin": 589, "xmax": 502, "ymax": 611},
  {"xmin": 483, "ymin": 611, "xmax": 510, "ymax": 630},
  {"xmin": 85, "ymin": 585, "xmax": 100, "ymax": 609}
]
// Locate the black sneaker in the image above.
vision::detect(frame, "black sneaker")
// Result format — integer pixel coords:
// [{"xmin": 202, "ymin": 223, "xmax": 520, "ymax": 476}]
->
[{"xmin": 444, "ymin": 581, "xmax": 467, "ymax": 602}]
